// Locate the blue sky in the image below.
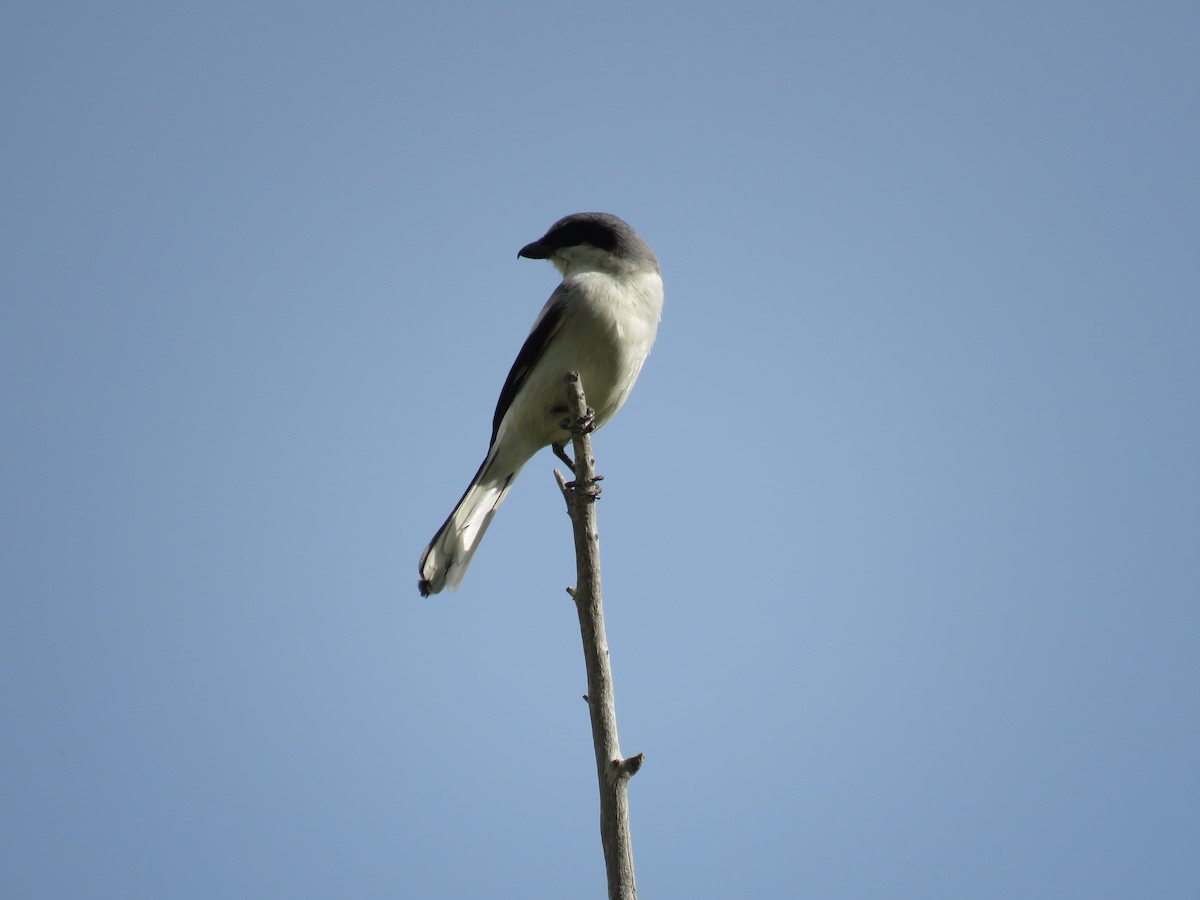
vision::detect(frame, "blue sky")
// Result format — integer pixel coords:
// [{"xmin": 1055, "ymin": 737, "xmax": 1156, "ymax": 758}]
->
[{"xmin": 2, "ymin": 2, "xmax": 1197, "ymax": 897}]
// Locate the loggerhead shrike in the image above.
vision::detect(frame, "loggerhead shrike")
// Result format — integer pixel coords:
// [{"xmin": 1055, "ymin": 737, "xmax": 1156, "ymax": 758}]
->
[{"xmin": 418, "ymin": 212, "xmax": 664, "ymax": 596}]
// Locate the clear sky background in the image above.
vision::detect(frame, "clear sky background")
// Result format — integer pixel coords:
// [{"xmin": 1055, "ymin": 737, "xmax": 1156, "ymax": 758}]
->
[{"xmin": 2, "ymin": 3, "xmax": 1197, "ymax": 898}]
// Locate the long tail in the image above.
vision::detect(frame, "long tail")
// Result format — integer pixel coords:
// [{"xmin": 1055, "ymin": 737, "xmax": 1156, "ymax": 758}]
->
[{"xmin": 418, "ymin": 452, "xmax": 520, "ymax": 596}]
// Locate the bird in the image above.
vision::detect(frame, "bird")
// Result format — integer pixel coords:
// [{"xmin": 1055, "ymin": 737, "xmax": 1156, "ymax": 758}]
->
[{"xmin": 418, "ymin": 212, "xmax": 664, "ymax": 596}]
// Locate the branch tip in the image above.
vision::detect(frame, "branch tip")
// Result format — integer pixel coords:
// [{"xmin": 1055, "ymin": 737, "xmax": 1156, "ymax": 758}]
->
[
  {"xmin": 609, "ymin": 753, "xmax": 645, "ymax": 779},
  {"xmin": 623, "ymin": 753, "xmax": 645, "ymax": 777}
]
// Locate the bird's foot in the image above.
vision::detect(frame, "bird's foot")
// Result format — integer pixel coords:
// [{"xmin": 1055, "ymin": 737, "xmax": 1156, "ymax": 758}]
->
[
  {"xmin": 564, "ymin": 474, "xmax": 603, "ymax": 498},
  {"xmin": 557, "ymin": 406, "xmax": 597, "ymax": 436}
]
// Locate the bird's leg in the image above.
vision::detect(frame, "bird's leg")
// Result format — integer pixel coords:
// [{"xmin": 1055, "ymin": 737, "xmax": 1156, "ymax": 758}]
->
[
  {"xmin": 552, "ymin": 441, "xmax": 575, "ymax": 472},
  {"xmin": 549, "ymin": 404, "xmax": 577, "ymax": 471}
]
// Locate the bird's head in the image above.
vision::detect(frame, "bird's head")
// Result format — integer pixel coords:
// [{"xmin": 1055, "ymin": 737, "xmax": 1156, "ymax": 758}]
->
[{"xmin": 518, "ymin": 212, "xmax": 659, "ymax": 277}]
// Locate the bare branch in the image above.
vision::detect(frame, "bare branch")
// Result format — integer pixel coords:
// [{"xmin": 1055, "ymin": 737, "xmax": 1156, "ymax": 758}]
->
[{"xmin": 555, "ymin": 371, "xmax": 642, "ymax": 900}]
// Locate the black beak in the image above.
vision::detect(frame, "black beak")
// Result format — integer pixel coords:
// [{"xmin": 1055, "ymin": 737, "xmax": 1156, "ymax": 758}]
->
[{"xmin": 517, "ymin": 239, "xmax": 550, "ymax": 260}]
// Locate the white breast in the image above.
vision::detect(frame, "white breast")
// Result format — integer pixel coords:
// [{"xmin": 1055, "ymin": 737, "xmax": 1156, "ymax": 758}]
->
[{"xmin": 497, "ymin": 266, "xmax": 663, "ymax": 459}]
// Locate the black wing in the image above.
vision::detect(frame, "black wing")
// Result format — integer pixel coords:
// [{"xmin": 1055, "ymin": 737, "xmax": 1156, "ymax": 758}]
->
[{"xmin": 489, "ymin": 285, "xmax": 570, "ymax": 447}]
